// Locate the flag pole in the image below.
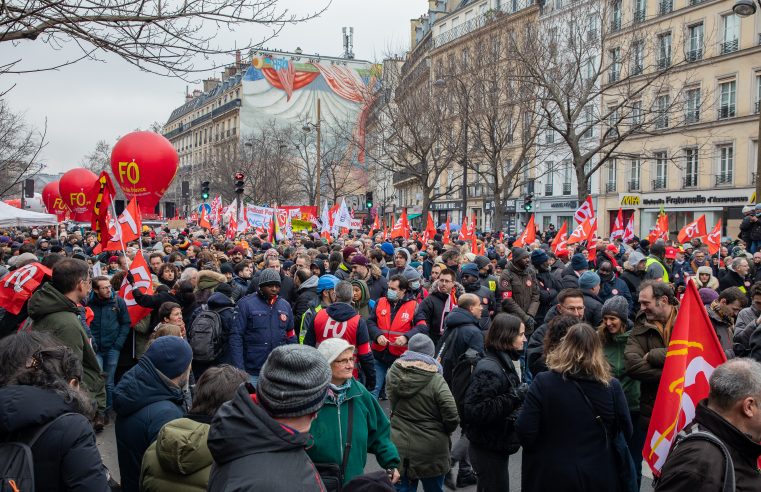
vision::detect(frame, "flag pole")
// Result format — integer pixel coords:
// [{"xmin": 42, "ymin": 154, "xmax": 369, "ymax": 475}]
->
[{"xmin": 110, "ymin": 200, "xmax": 129, "ymax": 263}]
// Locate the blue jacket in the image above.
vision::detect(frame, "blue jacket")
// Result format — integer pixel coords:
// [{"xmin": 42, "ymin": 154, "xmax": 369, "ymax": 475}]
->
[
  {"xmin": 87, "ymin": 291, "xmax": 131, "ymax": 353},
  {"xmin": 230, "ymin": 293, "xmax": 296, "ymax": 375},
  {"xmin": 114, "ymin": 356, "xmax": 186, "ymax": 492}
]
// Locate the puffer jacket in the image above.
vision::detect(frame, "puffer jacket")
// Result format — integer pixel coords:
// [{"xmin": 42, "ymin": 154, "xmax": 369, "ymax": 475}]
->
[
  {"xmin": 140, "ymin": 415, "xmax": 213, "ymax": 492},
  {"xmin": 87, "ymin": 290, "xmax": 131, "ymax": 353},
  {"xmin": 114, "ymin": 356, "xmax": 187, "ymax": 492},
  {"xmin": 386, "ymin": 356, "xmax": 459, "ymax": 480},
  {"xmin": 600, "ymin": 324, "xmax": 640, "ymax": 412},
  {"xmin": 307, "ymin": 379, "xmax": 400, "ymax": 483}
]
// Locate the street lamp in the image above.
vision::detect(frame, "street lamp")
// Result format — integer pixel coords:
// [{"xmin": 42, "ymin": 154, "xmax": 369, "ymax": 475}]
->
[
  {"xmin": 303, "ymin": 97, "xmax": 322, "ymax": 210},
  {"xmin": 434, "ymin": 76, "xmax": 470, "ymax": 224},
  {"xmin": 733, "ymin": 0, "xmax": 761, "ymax": 201}
]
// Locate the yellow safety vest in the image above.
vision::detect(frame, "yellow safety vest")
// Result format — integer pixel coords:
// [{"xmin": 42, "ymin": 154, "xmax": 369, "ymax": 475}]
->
[{"xmin": 645, "ymin": 257, "xmax": 669, "ymax": 283}]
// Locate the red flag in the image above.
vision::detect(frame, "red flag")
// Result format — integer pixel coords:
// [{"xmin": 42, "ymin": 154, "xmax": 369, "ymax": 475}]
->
[
  {"xmin": 372, "ymin": 213, "xmax": 380, "ymax": 231},
  {"xmin": 90, "ymin": 171, "xmax": 117, "ymax": 243},
  {"xmin": 551, "ymin": 221, "xmax": 568, "ymax": 255},
  {"xmin": 574, "ymin": 196, "xmax": 595, "ymax": 224},
  {"xmin": 623, "ymin": 215, "xmax": 635, "ymax": 242},
  {"xmin": 199, "ymin": 206, "xmax": 211, "ymax": 229},
  {"xmin": 118, "ymin": 252, "xmax": 154, "ymax": 326},
  {"xmin": 705, "ymin": 219, "xmax": 722, "ymax": 255},
  {"xmin": 0, "ymin": 262, "xmax": 52, "ymax": 315},
  {"xmin": 677, "ymin": 215, "xmax": 707, "ymax": 244},
  {"xmin": 514, "ymin": 215, "xmax": 536, "ymax": 248},
  {"xmin": 382, "ymin": 217, "xmax": 388, "ymax": 241},
  {"xmin": 443, "ymin": 215, "xmax": 451, "ymax": 244},
  {"xmin": 391, "ymin": 209, "xmax": 410, "ymax": 239},
  {"xmin": 610, "ymin": 209, "xmax": 625, "ymax": 241},
  {"xmin": 226, "ymin": 213, "xmax": 238, "ymax": 240},
  {"xmin": 471, "ymin": 234, "xmax": 479, "ymax": 255},
  {"xmin": 566, "ymin": 216, "xmax": 595, "ymax": 245},
  {"xmin": 98, "ymin": 198, "xmax": 142, "ymax": 252},
  {"xmin": 460, "ymin": 214, "xmax": 474, "ymax": 242},
  {"xmin": 649, "ymin": 212, "xmax": 669, "ymax": 244},
  {"xmin": 421, "ymin": 212, "xmax": 436, "ymax": 250},
  {"xmin": 644, "ymin": 279, "xmax": 727, "ymax": 475}
]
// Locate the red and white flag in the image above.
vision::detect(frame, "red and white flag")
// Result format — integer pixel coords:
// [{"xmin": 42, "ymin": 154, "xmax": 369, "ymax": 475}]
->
[
  {"xmin": 644, "ymin": 279, "xmax": 726, "ymax": 475},
  {"xmin": 551, "ymin": 221, "xmax": 568, "ymax": 255},
  {"xmin": 0, "ymin": 262, "xmax": 52, "ymax": 316},
  {"xmin": 574, "ymin": 196, "xmax": 595, "ymax": 224},
  {"xmin": 610, "ymin": 209, "xmax": 625, "ymax": 241},
  {"xmin": 96, "ymin": 198, "xmax": 142, "ymax": 253},
  {"xmin": 118, "ymin": 252, "xmax": 154, "ymax": 326},
  {"xmin": 566, "ymin": 216, "xmax": 595, "ymax": 245},
  {"xmin": 677, "ymin": 215, "xmax": 707, "ymax": 244},
  {"xmin": 421, "ymin": 212, "xmax": 436, "ymax": 249},
  {"xmin": 705, "ymin": 219, "xmax": 722, "ymax": 255},
  {"xmin": 514, "ymin": 215, "xmax": 536, "ymax": 248},
  {"xmin": 623, "ymin": 215, "xmax": 635, "ymax": 242},
  {"xmin": 391, "ymin": 209, "xmax": 410, "ymax": 239}
]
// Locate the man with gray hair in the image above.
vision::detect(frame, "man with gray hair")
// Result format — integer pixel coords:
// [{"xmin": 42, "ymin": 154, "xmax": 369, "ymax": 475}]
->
[
  {"xmin": 654, "ymin": 358, "xmax": 761, "ymax": 491},
  {"xmin": 303, "ymin": 280, "xmax": 375, "ymax": 391},
  {"xmin": 718, "ymin": 256, "xmax": 751, "ymax": 296}
]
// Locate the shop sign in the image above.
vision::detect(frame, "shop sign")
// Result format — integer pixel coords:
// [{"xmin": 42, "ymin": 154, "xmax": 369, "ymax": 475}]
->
[{"xmin": 621, "ymin": 195, "xmax": 641, "ymax": 206}]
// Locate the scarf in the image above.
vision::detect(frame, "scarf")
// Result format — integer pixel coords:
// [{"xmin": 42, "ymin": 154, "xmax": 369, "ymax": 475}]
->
[
  {"xmin": 326, "ymin": 379, "xmax": 352, "ymax": 406},
  {"xmin": 399, "ymin": 350, "xmax": 443, "ymax": 374}
]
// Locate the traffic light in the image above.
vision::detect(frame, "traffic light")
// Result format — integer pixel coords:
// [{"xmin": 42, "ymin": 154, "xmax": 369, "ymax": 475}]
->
[
  {"xmin": 201, "ymin": 181, "xmax": 210, "ymax": 201},
  {"xmin": 234, "ymin": 172, "xmax": 245, "ymax": 195},
  {"xmin": 365, "ymin": 191, "xmax": 373, "ymax": 209},
  {"xmin": 523, "ymin": 193, "xmax": 534, "ymax": 212}
]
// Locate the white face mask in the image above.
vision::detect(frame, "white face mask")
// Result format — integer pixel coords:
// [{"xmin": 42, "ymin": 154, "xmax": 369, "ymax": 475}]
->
[{"xmin": 410, "ymin": 281, "xmax": 421, "ymax": 291}]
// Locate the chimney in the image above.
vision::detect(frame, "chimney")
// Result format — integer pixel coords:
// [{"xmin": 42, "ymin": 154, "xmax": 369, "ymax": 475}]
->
[
  {"xmin": 202, "ymin": 78, "xmax": 220, "ymax": 92},
  {"xmin": 192, "ymin": 89, "xmax": 202, "ymax": 98},
  {"xmin": 236, "ymin": 50, "xmax": 241, "ymax": 67},
  {"xmin": 185, "ymin": 85, "xmax": 192, "ymax": 102}
]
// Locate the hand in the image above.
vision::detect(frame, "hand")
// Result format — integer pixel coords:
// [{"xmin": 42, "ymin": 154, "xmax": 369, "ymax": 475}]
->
[
  {"xmin": 394, "ymin": 335, "xmax": 408, "ymax": 346},
  {"xmin": 524, "ymin": 317, "xmax": 535, "ymax": 331},
  {"xmin": 388, "ymin": 469, "xmax": 400, "ymax": 484},
  {"xmin": 755, "ymin": 314, "xmax": 761, "ymax": 326},
  {"xmin": 126, "ymin": 272, "xmax": 135, "ymax": 285},
  {"xmin": 376, "ymin": 335, "xmax": 389, "ymax": 346},
  {"xmin": 511, "ymin": 383, "xmax": 530, "ymax": 401}
]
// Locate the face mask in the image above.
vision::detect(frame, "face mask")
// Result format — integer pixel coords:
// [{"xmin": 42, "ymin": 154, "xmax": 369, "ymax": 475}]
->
[
  {"xmin": 410, "ymin": 281, "xmax": 421, "ymax": 291},
  {"xmin": 386, "ymin": 289, "xmax": 399, "ymax": 301}
]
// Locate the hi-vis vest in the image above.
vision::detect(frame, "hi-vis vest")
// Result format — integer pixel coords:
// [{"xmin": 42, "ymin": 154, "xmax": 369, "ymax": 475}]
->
[
  {"xmin": 371, "ymin": 297, "xmax": 417, "ymax": 357},
  {"xmin": 646, "ymin": 257, "xmax": 670, "ymax": 283}
]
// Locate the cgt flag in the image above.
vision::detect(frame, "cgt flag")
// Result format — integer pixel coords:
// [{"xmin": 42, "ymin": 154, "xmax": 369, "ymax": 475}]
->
[
  {"xmin": 610, "ymin": 209, "xmax": 625, "ymax": 241},
  {"xmin": 677, "ymin": 215, "xmax": 707, "ymax": 244},
  {"xmin": 514, "ymin": 214, "xmax": 536, "ymax": 248},
  {"xmin": 0, "ymin": 262, "xmax": 52, "ymax": 315},
  {"xmin": 118, "ymin": 252, "xmax": 154, "ymax": 326},
  {"xmin": 551, "ymin": 221, "xmax": 568, "ymax": 255},
  {"xmin": 705, "ymin": 219, "xmax": 722, "ymax": 255},
  {"xmin": 644, "ymin": 279, "xmax": 727, "ymax": 475},
  {"xmin": 574, "ymin": 196, "xmax": 595, "ymax": 224}
]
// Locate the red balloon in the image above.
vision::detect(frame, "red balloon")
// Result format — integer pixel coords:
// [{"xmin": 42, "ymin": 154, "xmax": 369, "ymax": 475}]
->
[
  {"xmin": 110, "ymin": 131, "xmax": 179, "ymax": 215},
  {"xmin": 41, "ymin": 181, "xmax": 68, "ymax": 221},
  {"xmin": 59, "ymin": 168, "xmax": 97, "ymax": 222}
]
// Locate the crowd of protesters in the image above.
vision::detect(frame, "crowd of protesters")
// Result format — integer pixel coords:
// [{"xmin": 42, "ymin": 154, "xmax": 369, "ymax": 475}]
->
[{"xmin": 0, "ymin": 221, "xmax": 759, "ymax": 492}]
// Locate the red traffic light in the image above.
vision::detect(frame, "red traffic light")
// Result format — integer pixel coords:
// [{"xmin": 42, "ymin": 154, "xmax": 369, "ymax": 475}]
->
[{"xmin": 234, "ymin": 172, "xmax": 245, "ymax": 180}]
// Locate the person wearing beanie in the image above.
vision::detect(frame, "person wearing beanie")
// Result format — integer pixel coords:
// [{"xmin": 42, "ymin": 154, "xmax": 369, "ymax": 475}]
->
[
  {"xmin": 644, "ymin": 241, "xmax": 669, "ymax": 282},
  {"xmin": 500, "ymin": 247, "xmax": 539, "ymax": 335},
  {"xmin": 531, "ymin": 248, "xmax": 563, "ymax": 324},
  {"xmin": 596, "ymin": 260, "xmax": 634, "ymax": 317},
  {"xmin": 334, "ymin": 246, "xmax": 358, "ymax": 280},
  {"xmin": 474, "ymin": 254, "xmax": 499, "ymax": 295},
  {"xmin": 351, "ymin": 253, "xmax": 388, "ymax": 302},
  {"xmin": 386, "ymin": 332, "xmax": 459, "ymax": 491},
  {"xmin": 559, "ymin": 252, "xmax": 588, "ymax": 289},
  {"xmin": 299, "ymin": 274, "xmax": 340, "ymax": 344},
  {"xmin": 208, "ymin": 345, "xmax": 333, "ymax": 492},
  {"xmin": 114, "ymin": 336, "xmax": 192, "ymax": 492},
  {"xmin": 578, "ymin": 271, "xmax": 603, "ymax": 327},
  {"xmin": 230, "ymin": 259, "xmax": 296, "ymax": 385},
  {"xmin": 308, "ymin": 338, "xmax": 401, "ymax": 485},
  {"xmin": 386, "ymin": 247, "xmax": 417, "ymax": 280},
  {"xmin": 245, "ymin": 254, "xmax": 296, "ymax": 304},
  {"xmin": 380, "ymin": 242, "xmax": 396, "ymax": 259},
  {"xmin": 460, "ymin": 262, "xmax": 496, "ymax": 331},
  {"xmin": 403, "ymin": 267, "xmax": 427, "ymax": 302}
]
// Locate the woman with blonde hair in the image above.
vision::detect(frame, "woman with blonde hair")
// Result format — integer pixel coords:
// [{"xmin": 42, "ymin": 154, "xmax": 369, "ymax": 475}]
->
[{"xmin": 516, "ymin": 323, "xmax": 634, "ymax": 492}]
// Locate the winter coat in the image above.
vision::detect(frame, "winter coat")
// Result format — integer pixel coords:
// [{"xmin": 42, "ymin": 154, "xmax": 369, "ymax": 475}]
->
[
  {"xmin": 367, "ymin": 292, "xmax": 427, "ymax": 366},
  {"xmin": 188, "ymin": 292, "xmax": 235, "ymax": 365},
  {"xmin": 207, "ymin": 385, "xmax": 325, "ymax": 492},
  {"xmin": 87, "ymin": 291, "xmax": 131, "ymax": 353},
  {"xmin": 560, "ymin": 262, "xmax": 582, "ymax": 289},
  {"xmin": 535, "ymin": 267, "xmax": 562, "ymax": 325},
  {"xmin": 499, "ymin": 262, "xmax": 539, "ymax": 329},
  {"xmin": 733, "ymin": 305, "xmax": 760, "ymax": 356},
  {"xmin": 516, "ymin": 371, "xmax": 632, "ymax": 492},
  {"xmin": 438, "ymin": 307, "xmax": 485, "ymax": 383},
  {"xmin": 601, "ymin": 326, "xmax": 640, "ymax": 412},
  {"xmin": 598, "ymin": 275, "xmax": 634, "ymax": 316},
  {"xmin": 750, "ymin": 324, "xmax": 761, "ymax": 363},
  {"xmin": 386, "ymin": 357, "xmax": 459, "ymax": 480},
  {"xmin": 462, "ymin": 350, "xmax": 523, "ymax": 454},
  {"xmin": 334, "ymin": 261, "xmax": 352, "ymax": 280},
  {"xmin": 132, "ymin": 287, "xmax": 180, "ymax": 330},
  {"xmin": 140, "ymin": 415, "xmax": 213, "ymax": 492},
  {"xmin": 582, "ymin": 290, "xmax": 603, "ymax": 327},
  {"xmin": 739, "ymin": 214, "xmax": 761, "ymax": 242},
  {"xmin": 28, "ymin": 282, "xmax": 105, "ymax": 408},
  {"xmin": 308, "ymin": 379, "xmax": 400, "ymax": 483},
  {"xmin": 350, "ymin": 278, "xmax": 372, "ymax": 320},
  {"xmin": 463, "ymin": 282, "xmax": 495, "ymax": 331},
  {"xmin": 415, "ymin": 281, "xmax": 464, "ymax": 347},
  {"xmin": 718, "ymin": 268, "xmax": 751, "ymax": 295},
  {"xmin": 114, "ymin": 356, "xmax": 187, "ymax": 492},
  {"xmin": 365, "ymin": 271, "xmax": 388, "ymax": 302},
  {"xmin": 694, "ymin": 265, "xmax": 720, "ymax": 291},
  {"xmin": 655, "ymin": 400, "xmax": 761, "ymax": 492},
  {"xmin": 707, "ymin": 306, "xmax": 736, "ymax": 359},
  {"xmin": 526, "ymin": 321, "xmax": 549, "ymax": 376},
  {"xmin": 625, "ymin": 309, "xmax": 674, "ymax": 419},
  {"xmin": 620, "ymin": 269, "xmax": 644, "ymax": 298},
  {"xmin": 0, "ymin": 385, "xmax": 109, "ymax": 492},
  {"xmin": 229, "ymin": 292, "xmax": 295, "ymax": 375},
  {"xmin": 293, "ymin": 275, "xmax": 320, "ymax": 327}
]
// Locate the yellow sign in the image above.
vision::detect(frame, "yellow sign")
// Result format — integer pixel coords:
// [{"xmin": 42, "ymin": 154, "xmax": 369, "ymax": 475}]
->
[
  {"xmin": 621, "ymin": 195, "xmax": 641, "ymax": 206},
  {"xmin": 750, "ymin": 191, "xmax": 756, "ymax": 204}
]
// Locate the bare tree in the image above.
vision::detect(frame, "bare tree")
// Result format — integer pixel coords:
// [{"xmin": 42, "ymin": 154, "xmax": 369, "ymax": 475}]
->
[
  {"xmin": 80, "ymin": 140, "xmax": 112, "ymax": 173},
  {"xmin": 1, "ymin": 0, "xmax": 329, "ymax": 78},
  {"xmin": 0, "ymin": 100, "xmax": 46, "ymax": 198}
]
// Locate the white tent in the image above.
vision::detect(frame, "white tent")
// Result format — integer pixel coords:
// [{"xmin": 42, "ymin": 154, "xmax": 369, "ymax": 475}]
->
[{"xmin": 0, "ymin": 200, "xmax": 58, "ymax": 227}]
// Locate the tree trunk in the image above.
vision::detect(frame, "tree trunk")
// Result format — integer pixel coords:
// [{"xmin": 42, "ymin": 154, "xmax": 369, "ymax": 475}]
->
[
  {"xmin": 575, "ymin": 165, "xmax": 589, "ymax": 203},
  {"xmin": 492, "ymin": 182, "xmax": 505, "ymax": 233}
]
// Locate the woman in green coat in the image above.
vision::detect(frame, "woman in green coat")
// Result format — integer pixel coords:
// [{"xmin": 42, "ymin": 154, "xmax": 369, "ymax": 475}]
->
[
  {"xmin": 309, "ymin": 338, "xmax": 401, "ymax": 485},
  {"xmin": 386, "ymin": 333, "xmax": 459, "ymax": 492}
]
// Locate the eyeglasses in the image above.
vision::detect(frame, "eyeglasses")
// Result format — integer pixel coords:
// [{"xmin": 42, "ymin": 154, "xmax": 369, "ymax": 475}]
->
[{"xmin": 332, "ymin": 357, "xmax": 354, "ymax": 366}]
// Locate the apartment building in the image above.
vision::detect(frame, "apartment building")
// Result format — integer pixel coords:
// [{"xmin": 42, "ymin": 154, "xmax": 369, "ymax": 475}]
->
[{"xmin": 598, "ymin": 0, "xmax": 761, "ymax": 238}]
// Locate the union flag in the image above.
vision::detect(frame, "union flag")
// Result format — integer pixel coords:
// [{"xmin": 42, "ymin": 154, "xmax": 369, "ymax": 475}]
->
[
  {"xmin": 705, "ymin": 219, "xmax": 722, "ymax": 255},
  {"xmin": 118, "ymin": 252, "xmax": 154, "ymax": 326},
  {"xmin": 566, "ymin": 216, "xmax": 595, "ymax": 245},
  {"xmin": 514, "ymin": 214, "xmax": 536, "ymax": 248},
  {"xmin": 391, "ymin": 209, "xmax": 410, "ymax": 239},
  {"xmin": 677, "ymin": 215, "xmax": 707, "ymax": 244},
  {"xmin": 551, "ymin": 221, "xmax": 568, "ymax": 255},
  {"xmin": 610, "ymin": 208, "xmax": 625, "ymax": 241},
  {"xmin": 0, "ymin": 262, "xmax": 52, "ymax": 315}
]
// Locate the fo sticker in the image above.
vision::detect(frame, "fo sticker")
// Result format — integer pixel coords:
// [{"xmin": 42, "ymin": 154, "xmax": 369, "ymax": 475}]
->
[
  {"xmin": 525, "ymin": 279, "xmax": 532, "ymax": 287},
  {"xmin": 612, "ymin": 289, "xmax": 619, "ymax": 295},
  {"xmin": 280, "ymin": 313, "xmax": 287, "ymax": 322}
]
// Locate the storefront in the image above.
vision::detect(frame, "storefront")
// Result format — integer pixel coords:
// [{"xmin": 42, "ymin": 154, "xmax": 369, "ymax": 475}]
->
[
  {"xmin": 484, "ymin": 199, "xmax": 518, "ymax": 234},
  {"xmin": 535, "ymin": 197, "xmax": 595, "ymax": 234},
  {"xmin": 430, "ymin": 201, "xmax": 461, "ymax": 228}
]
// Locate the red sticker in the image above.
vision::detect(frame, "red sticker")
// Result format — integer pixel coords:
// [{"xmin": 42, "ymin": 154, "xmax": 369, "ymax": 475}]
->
[
  {"xmin": 502, "ymin": 291, "xmax": 512, "ymax": 299},
  {"xmin": 280, "ymin": 313, "xmax": 287, "ymax": 322}
]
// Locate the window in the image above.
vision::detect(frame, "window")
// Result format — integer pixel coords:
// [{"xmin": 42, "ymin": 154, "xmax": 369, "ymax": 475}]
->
[
  {"xmin": 721, "ymin": 14, "xmax": 740, "ymax": 54},
  {"xmin": 685, "ymin": 87, "xmax": 701, "ymax": 123},
  {"xmin": 656, "ymin": 94, "xmax": 670, "ymax": 129},
  {"xmin": 562, "ymin": 161, "xmax": 572, "ymax": 195},
  {"xmin": 653, "ymin": 151, "xmax": 668, "ymax": 189},
  {"xmin": 755, "ymin": 73, "xmax": 761, "ymax": 114},
  {"xmin": 634, "ymin": 0, "xmax": 646, "ymax": 23},
  {"xmin": 657, "ymin": 32, "xmax": 672, "ymax": 69},
  {"xmin": 632, "ymin": 40, "xmax": 644, "ymax": 75},
  {"xmin": 630, "ymin": 100, "xmax": 642, "ymax": 126},
  {"xmin": 659, "ymin": 0, "xmax": 673, "ymax": 15},
  {"xmin": 587, "ymin": 14, "xmax": 599, "ymax": 41},
  {"xmin": 584, "ymin": 56, "xmax": 597, "ymax": 80},
  {"xmin": 607, "ymin": 106, "xmax": 619, "ymax": 138},
  {"xmin": 684, "ymin": 147, "xmax": 698, "ymax": 187},
  {"xmin": 462, "ymin": 48, "xmax": 469, "ymax": 69},
  {"xmin": 609, "ymin": 47, "xmax": 621, "ymax": 82},
  {"xmin": 611, "ymin": 0, "xmax": 622, "ymax": 31},
  {"xmin": 718, "ymin": 80, "xmax": 736, "ymax": 119},
  {"xmin": 606, "ymin": 160, "xmax": 617, "ymax": 192},
  {"xmin": 717, "ymin": 144, "xmax": 734, "ymax": 185},
  {"xmin": 686, "ymin": 23, "xmax": 704, "ymax": 61},
  {"xmin": 545, "ymin": 123, "xmax": 556, "ymax": 144},
  {"xmin": 582, "ymin": 105, "xmax": 595, "ymax": 138},
  {"xmin": 545, "ymin": 162, "xmax": 555, "ymax": 195},
  {"xmin": 629, "ymin": 160, "xmax": 640, "ymax": 190}
]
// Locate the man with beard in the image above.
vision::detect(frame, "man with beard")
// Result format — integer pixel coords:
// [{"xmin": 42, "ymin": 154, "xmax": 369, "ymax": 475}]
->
[
  {"xmin": 414, "ymin": 268, "xmax": 461, "ymax": 347},
  {"xmin": 459, "ymin": 263, "xmax": 496, "ymax": 331},
  {"xmin": 706, "ymin": 287, "xmax": 747, "ymax": 359},
  {"xmin": 531, "ymin": 249, "xmax": 562, "ymax": 324}
]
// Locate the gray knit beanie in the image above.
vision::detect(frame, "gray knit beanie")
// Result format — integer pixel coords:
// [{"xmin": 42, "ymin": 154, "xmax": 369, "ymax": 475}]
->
[
  {"xmin": 258, "ymin": 268, "xmax": 281, "ymax": 287},
  {"xmin": 257, "ymin": 345, "xmax": 331, "ymax": 418},
  {"xmin": 601, "ymin": 296, "xmax": 629, "ymax": 322},
  {"xmin": 407, "ymin": 333, "xmax": 435, "ymax": 357}
]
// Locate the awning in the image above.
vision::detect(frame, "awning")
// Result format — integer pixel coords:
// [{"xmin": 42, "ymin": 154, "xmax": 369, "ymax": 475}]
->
[{"xmin": 407, "ymin": 213, "xmax": 422, "ymax": 220}]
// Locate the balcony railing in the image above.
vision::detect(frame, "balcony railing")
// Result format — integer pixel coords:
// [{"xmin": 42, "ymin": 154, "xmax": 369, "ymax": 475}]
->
[
  {"xmin": 633, "ymin": 9, "xmax": 646, "ymax": 23},
  {"xmin": 715, "ymin": 173, "xmax": 733, "ymax": 186},
  {"xmin": 606, "ymin": 181, "xmax": 617, "ymax": 193},
  {"xmin": 718, "ymin": 106, "xmax": 736, "ymax": 119},
  {"xmin": 686, "ymin": 49, "xmax": 703, "ymax": 62},
  {"xmin": 657, "ymin": 56, "xmax": 671, "ymax": 70},
  {"xmin": 432, "ymin": 0, "xmax": 531, "ymax": 49},
  {"xmin": 755, "ymin": 101, "xmax": 760, "ymax": 114},
  {"xmin": 658, "ymin": 0, "xmax": 673, "ymax": 15},
  {"xmin": 610, "ymin": 17, "xmax": 621, "ymax": 32},
  {"xmin": 562, "ymin": 182, "xmax": 572, "ymax": 195},
  {"xmin": 720, "ymin": 39, "xmax": 739, "ymax": 55},
  {"xmin": 544, "ymin": 183, "xmax": 554, "ymax": 196},
  {"xmin": 628, "ymin": 180, "xmax": 640, "ymax": 191},
  {"xmin": 652, "ymin": 178, "xmax": 667, "ymax": 190},
  {"xmin": 683, "ymin": 175, "xmax": 698, "ymax": 188},
  {"xmin": 685, "ymin": 110, "xmax": 700, "ymax": 124}
]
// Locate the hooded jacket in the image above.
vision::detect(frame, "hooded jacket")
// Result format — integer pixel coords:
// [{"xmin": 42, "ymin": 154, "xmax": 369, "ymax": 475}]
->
[
  {"xmin": 581, "ymin": 290, "xmax": 603, "ymax": 328},
  {"xmin": 439, "ymin": 307, "xmax": 485, "ymax": 383},
  {"xmin": 560, "ymin": 262, "xmax": 582, "ymax": 289},
  {"xmin": 28, "ymin": 282, "xmax": 105, "ymax": 408},
  {"xmin": 386, "ymin": 357, "xmax": 459, "ymax": 480},
  {"xmin": 140, "ymin": 415, "xmax": 213, "ymax": 492},
  {"xmin": 707, "ymin": 304, "xmax": 736, "ymax": 359},
  {"xmin": 385, "ymin": 248, "xmax": 418, "ymax": 280},
  {"xmin": 207, "ymin": 385, "xmax": 326, "ymax": 492},
  {"xmin": 0, "ymin": 385, "xmax": 109, "ymax": 492},
  {"xmin": 601, "ymin": 325, "xmax": 640, "ymax": 412},
  {"xmin": 350, "ymin": 278, "xmax": 372, "ymax": 319},
  {"xmin": 114, "ymin": 356, "xmax": 187, "ymax": 492},
  {"xmin": 718, "ymin": 268, "xmax": 750, "ymax": 294},
  {"xmin": 694, "ymin": 265, "xmax": 720, "ymax": 291},
  {"xmin": 87, "ymin": 290, "xmax": 131, "ymax": 353},
  {"xmin": 293, "ymin": 274, "xmax": 320, "ymax": 326}
]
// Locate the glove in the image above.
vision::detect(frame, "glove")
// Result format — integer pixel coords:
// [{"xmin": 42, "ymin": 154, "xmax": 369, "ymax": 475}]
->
[
  {"xmin": 524, "ymin": 317, "xmax": 536, "ymax": 331},
  {"xmin": 126, "ymin": 272, "xmax": 135, "ymax": 285}
]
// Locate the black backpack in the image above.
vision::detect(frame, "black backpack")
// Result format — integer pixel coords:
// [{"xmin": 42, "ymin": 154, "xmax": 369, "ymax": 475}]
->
[
  {"xmin": 188, "ymin": 306, "xmax": 231, "ymax": 362},
  {"xmin": 0, "ymin": 413, "xmax": 75, "ymax": 492},
  {"xmin": 449, "ymin": 348, "xmax": 483, "ymax": 416}
]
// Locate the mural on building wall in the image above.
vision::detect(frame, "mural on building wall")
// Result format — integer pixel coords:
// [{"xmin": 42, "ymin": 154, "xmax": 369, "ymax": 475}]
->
[{"xmin": 240, "ymin": 51, "xmax": 380, "ymax": 163}]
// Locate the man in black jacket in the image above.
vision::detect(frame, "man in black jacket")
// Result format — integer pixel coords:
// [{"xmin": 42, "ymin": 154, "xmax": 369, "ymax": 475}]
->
[
  {"xmin": 531, "ymin": 249, "xmax": 563, "ymax": 324},
  {"xmin": 208, "ymin": 345, "xmax": 332, "ymax": 491},
  {"xmin": 414, "ymin": 269, "xmax": 460, "ymax": 347},
  {"xmin": 655, "ymin": 358, "xmax": 761, "ymax": 492}
]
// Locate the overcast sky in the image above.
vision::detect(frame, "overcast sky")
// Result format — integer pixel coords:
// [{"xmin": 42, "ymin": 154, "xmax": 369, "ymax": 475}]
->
[{"xmin": 5, "ymin": 0, "xmax": 424, "ymax": 174}]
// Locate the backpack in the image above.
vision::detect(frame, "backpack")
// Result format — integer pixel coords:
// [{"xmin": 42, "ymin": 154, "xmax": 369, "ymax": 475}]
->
[
  {"xmin": 0, "ymin": 413, "xmax": 76, "ymax": 492},
  {"xmin": 449, "ymin": 348, "xmax": 483, "ymax": 416},
  {"xmin": 187, "ymin": 305, "xmax": 232, "ymax": 362}
]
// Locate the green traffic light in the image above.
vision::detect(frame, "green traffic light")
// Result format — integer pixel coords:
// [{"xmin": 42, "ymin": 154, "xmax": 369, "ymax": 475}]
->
[{"xmin": 202, "ymin": 193, "xmax": 209, "ymax": 200}]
